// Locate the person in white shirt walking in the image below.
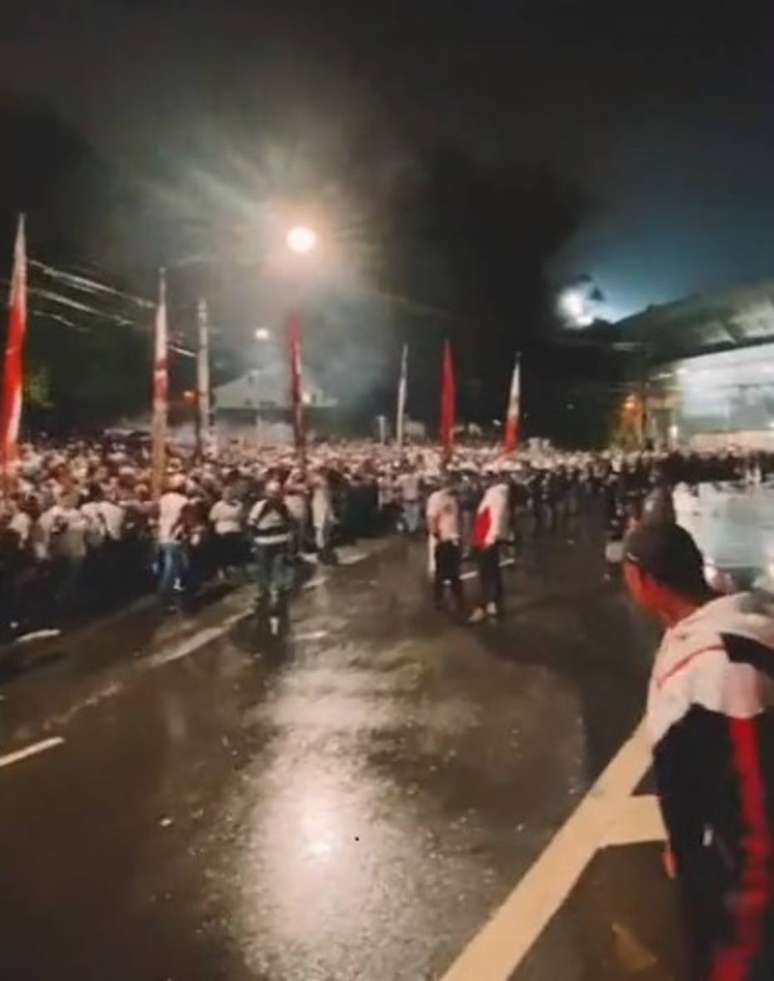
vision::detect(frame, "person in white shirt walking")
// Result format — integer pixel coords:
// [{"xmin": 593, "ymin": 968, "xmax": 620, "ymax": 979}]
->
[
  {"xmin": 248, "ymin": 480, "xmax": 295, "ymax": 633},
  {"xmin": 209, "ymin": 486, "xmax": 244, "ymax": 580},
  {"xmin": 397, "ymin": 465, "xmax": 422, "ymax": 535},
  {"xmin": 426, "ymin": 474, "xmax": 465, "ymax": 617},
  {"xmin": 157, "ymin": 475, "xmax": 189, "ymax": 611},
  {"xmin": 469, "ymin": 474, "xmax": 510, "ymax": 623}
]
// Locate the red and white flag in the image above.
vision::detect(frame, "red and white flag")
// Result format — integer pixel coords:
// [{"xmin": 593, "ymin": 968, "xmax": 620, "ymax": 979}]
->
[
  {"xmin": 150, "ymin": 268, "xmax": 168, "ymax": 499},
  {"xmin": 440, "ymin": 340, "xmax": 455, "ymax": 461},
  {"xmin": 503, "ymin": 354, "xmax": 521, "ymax": 453},
  {"xmin": 0, "ymin": 216, "xmax": 27, "ymax": 470},
  {"xmin": 288, "ymin": 314, "xmax": 305, "ymax": 458}
]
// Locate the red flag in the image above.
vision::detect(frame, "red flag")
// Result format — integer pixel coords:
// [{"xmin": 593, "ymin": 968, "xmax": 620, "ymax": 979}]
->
[
  {"xmin": 288, "ymin": 314, "xmax": 305, "ymax": 458},
  {"xmin": 0, "ymin": 216, "xmax": 27, "ymax": 471},
  {"xmin": 503, "ymin": 354, "xmax": 521, "ymax": 453},
  {"xmin": 440, "ymin": 340, "xmax": 455, "ymax": 460}
]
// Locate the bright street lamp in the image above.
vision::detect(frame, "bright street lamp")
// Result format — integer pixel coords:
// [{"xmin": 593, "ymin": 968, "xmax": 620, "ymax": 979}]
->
[
  {"xmin": 255, "ymin": 327, "xmax": 271, "ymax": 342},
  {"xmin": 286, "ymin": 225, "xmax": 318, "ymax": 256}
]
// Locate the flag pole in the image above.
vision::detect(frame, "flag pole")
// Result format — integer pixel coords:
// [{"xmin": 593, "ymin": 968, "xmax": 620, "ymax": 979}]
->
[
  {"xmin": 196, "ymin": 297, "xmax": 211, "ymax": 458},
  {"xmin": 440, "ymin": 339, "xmax": 455, "ymax": 466},
  {"xmin": 396, "ymin": 343, "xmax": 408, "ymax": 448},
  {"xmin": 151, "ymin": 268, "xmax": 168, "ymax": 501},
  {"xmin": 288, "ymin": 314, "xmax": 306, "ymax": 470},
  {"xmin": 0, "ymin": 215, "xmax": 27, "ymax": 494}
]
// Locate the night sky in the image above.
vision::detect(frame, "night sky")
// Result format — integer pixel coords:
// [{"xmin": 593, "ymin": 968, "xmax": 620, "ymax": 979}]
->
[{"xmin": 3, "ymin": 1, "xmax": 774, "ymax": 321}]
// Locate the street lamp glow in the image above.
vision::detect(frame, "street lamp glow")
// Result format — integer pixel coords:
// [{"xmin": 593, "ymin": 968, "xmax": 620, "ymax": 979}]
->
[
  {"xmin": 255, "ymin": 327, "xmax": 271, "ymax": 342},
  {"xmin": 286, "ymin": 225, "xmax": 318, "ymax": 255},
  {"xmin": 559, "ymin": 288, "xmax": 592, "ymax": 327}
]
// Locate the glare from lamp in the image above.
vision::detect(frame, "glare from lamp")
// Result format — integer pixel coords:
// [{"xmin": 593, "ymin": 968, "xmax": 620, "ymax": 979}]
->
[{"xmin": 287, "ymin": 225, "xmax": 318, "ymax": 255}]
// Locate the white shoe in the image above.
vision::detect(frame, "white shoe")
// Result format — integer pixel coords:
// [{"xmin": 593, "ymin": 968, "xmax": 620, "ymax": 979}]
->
[{"xmin": 486, "ymin": 602, "xmax": 499, "ymax": 618}]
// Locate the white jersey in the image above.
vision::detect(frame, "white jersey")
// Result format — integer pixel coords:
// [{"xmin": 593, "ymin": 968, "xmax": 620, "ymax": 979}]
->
[
  {"xmin": 209, "ymin": 499, "xmax": 243, "ymax": 535},
  {"xmin": 426, "ymin": 490, "xmax": 460, "ymax": 542},
  {"xmin": 158, "ymin": 492, "xmax": 188, "ymax": 544}
]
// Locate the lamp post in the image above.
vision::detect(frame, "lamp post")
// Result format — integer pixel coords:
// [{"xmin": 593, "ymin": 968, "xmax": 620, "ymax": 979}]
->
[{"xmin": 284, "ymin": 225, "xmax": 317, "ymax": 460}]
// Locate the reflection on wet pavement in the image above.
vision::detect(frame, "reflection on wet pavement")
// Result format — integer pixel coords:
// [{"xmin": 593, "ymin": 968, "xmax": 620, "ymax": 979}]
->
[{"xmin": 0, "ymin": 525, "xmax": 659, "ymax": 980}]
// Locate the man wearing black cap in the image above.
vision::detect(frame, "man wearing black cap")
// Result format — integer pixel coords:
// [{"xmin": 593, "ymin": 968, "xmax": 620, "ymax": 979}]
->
[{"xmin": 623, "ymin": 521, "xmax": 774, "ymax": 979}]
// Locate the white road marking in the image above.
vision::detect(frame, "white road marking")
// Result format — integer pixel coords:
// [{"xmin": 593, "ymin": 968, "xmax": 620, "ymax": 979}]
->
[
  {"xmin": 461, "ymin": 558, "xmax": 515, "ymax": 581},
  {"xmin": 145, "ymin": 611, "xmax": 247, "ymax": 669},
  {"xmin": 14, "ymin": 628, "xmax": 62, "ymax": 644},
  {"xmin": 294, "ymin": 630, "xmax": 329, "ymax": 641},
  {"xmin": 440, "ymin": 721, "xmax": 651, "ymax": 981},
  {"xmin": 604, "ymin": 794, "xmax": 666, "ymax": 847},
  {"xmin": 303, "ymin": 576, "xmax": 329, "ymax": 590},
  {"xmin": 0, "ymin": 736, "xmax": 65, "ymax": 769},
  {"xmin": 337, "ymin": 551, "xmax": 366, "ymax": 566}
]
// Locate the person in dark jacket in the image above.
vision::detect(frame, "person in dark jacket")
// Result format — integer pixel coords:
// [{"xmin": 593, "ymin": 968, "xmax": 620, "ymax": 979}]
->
[{"xmin": 624, "ymin": 521, "xmax": 774, "ymax": 980}]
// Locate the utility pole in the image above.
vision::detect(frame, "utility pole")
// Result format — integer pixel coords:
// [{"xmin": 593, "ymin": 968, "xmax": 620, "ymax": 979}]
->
[{"xmin": 196, "ymin": 298, "xmax": 211, "ymax": 457}]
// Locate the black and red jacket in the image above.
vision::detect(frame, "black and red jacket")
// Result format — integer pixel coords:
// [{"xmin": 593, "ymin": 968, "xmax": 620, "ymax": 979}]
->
[{"xmin": 648, "ymin": 592, "xmax": 774, "ymax": 979}]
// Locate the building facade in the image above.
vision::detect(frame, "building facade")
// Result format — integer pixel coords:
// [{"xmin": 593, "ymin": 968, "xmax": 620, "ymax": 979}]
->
[{"xmin": 604, "ymin": 277, "xmax": 774, "ymax": 449}]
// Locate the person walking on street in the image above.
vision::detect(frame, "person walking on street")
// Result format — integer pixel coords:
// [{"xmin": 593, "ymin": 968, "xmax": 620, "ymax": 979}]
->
[
  {"xmin": 397, "ymin": 464, "xmax": 422, "ymax": 536},
  {"xmin": 209, "ymin": 485, "xmax": 244, "ymax": 581},
  {"xmin": 426, "ymin": 474, "xmax": 465, "ymax": 618},
  {"xmin": 469, "ymin": 473, "xmax": 510, "ymax": 623},
  {"xmin": 156, "ymin": 475, "xmax": 190, "ymax": 612},
  {"xmin": 249, "ymin": 480, "xmax": 295, "ymax": 632},
  {"xmin": 623, "ymin": 521, "xmax": 774, "ymax": 980},
  {"xmin": 310, "ymin": 469, "xmax": 336, "ymax": 564}
]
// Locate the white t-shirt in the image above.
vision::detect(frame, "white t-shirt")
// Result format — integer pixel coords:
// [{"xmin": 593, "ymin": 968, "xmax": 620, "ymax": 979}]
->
[
  {"xmin": 8, "ymin": 510, "xmax": 32, "ymax": 546},
  {"xmin": 40, "ymin": 506, "xmax": 89, "ymax": 559},
  {"xmin": 209, "ymin": 499, "xmax": 243, "ymax": 535},
  {"xmin": 158, "ymin": 492, "xmax": 188, "ymax": 544},
  {"xmin": 398, "ymin": 473, "xmax": 420, "ymax": 502},
  {"xmin": 426, "ymin": 490, "xmax": 460, "ymax": 542}
]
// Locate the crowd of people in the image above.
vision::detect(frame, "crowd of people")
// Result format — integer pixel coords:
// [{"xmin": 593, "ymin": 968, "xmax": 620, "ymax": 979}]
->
[
  {"xmin": 0, "ymin": 433, "xmax": 771, "ymax": 640},
  {"xmin": 3, "ymin": 431, "xmax": 774, "ymax": 974}
]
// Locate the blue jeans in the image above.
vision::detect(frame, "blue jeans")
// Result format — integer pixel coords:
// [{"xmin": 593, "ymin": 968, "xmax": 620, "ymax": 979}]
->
[
  {"xmin": 403, "ymin": 501, "xmax": 421, "ymax": 534},
  {"xmin": 158, "ymin": 542, "xmax": 188, "ymax": 605},
  {"xmin": 255, "ymin": 544, "xmax": 293, "ymax": 598}
]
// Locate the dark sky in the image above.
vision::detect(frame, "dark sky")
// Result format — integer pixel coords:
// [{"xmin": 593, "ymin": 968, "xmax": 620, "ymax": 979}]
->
[{"xmin": 2, "ymin": 0, "xmax": 774, "ymax": 321}]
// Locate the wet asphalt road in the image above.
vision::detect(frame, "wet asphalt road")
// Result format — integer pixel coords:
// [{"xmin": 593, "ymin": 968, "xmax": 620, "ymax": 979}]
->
[{"xmin": 0, "ymin": 519, "xmax": 668, "ymax": 981}]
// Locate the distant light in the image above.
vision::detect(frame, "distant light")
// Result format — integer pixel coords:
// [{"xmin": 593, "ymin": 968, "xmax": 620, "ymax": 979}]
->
[
  {"xmin": 183, "ymin": 389, "xmax": 196, "ymax": 402},
  {"xmin": 302, "ymin": 390, "xmax": 313, "ymax": 405},
  {"xmin": 255, "ymin": 327, "xmax": 271, "ymax": 342},
  {"xmin": 287, "ymin": 225, "xmax": 317, "ymax": 255},
  {"xmin": 676, "ymin": 367, "xmax": 688, "ymax": 377},
  {"xmin": 669, "ymin": 424, "xmax": 679, "ymax": 440},
  {"xmin": 558, "ymin": 289, "xmax": 592, "ymax": 327}
]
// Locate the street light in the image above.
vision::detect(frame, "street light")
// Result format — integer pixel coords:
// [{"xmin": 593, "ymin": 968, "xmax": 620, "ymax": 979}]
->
[
  {"xmin": 255, "ymin": 327, "xmax": 271, "ymax": 342},
  {"xmin": 559, "ymin": 288, "xmax": 593, "ymax": 327},
  {"xmin": 286, "ymin": 225, "xmax": 318, "ymax": 256}
]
